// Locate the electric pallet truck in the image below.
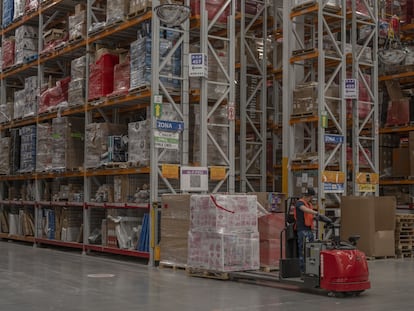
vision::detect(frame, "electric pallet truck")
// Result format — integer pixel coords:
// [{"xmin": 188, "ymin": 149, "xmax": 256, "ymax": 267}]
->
[
  {"xmin": 278, "ymin": 197, "xmax": 371, "ymax": 296},
  {"xmin": 230, "ymin": 197, "xmax": 371, "ymax": 296}
]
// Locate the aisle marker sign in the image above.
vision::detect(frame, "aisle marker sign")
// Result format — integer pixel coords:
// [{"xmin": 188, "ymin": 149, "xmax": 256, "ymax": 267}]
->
[
  {"xmin": 343, "ymin": 79, "xmax": 358, "ymax": 99},
  {"xmin": 189, "ymin": 53, "xmax": 208, "ymax": 78}
]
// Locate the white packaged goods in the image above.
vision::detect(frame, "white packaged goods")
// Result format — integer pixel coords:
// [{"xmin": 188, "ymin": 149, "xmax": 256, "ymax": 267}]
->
[
  {"xmin": 71, "ymin": 56, "xmax": 86, "ymax": 80},
  {"xmin": 188, "ymin": 231, "xmax": 260, "ymax": 272},
  {"xmin": 68, "ymin": 11, "xmax": 86, "ymax": 40},
  {"xmin": 106, "ymin": 0, "xmax": 128, "ymax": 24},
  {"xmin": 0, "ymin": 137, "xmax": 11, "ymax": 175},
  {"xmin": 36, "ymin": 123, "xmax": 52, "ymax": 172},
  {"xmin": 128, "ymin": 120, "xmax": 150, "ymax": 166},
  {"xmin": 13, "ymin": 89, "xmax": 26, "ymax": 120},
  {"xmin": 190, "ymin": 194, "xmax": 258, "ymax": 233},
  {"xmin": 13, "ymin": 0, "xmax": 25, "ymax": 21}
]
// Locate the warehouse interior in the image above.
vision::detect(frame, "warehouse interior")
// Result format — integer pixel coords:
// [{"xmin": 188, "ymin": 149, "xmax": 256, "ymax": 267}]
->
[{"xmin": 0, "ymin": 0, "xmax": 413, "ymax": 304}]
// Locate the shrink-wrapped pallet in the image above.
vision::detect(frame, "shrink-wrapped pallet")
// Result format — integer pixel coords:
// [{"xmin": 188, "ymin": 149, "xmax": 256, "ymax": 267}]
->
[
  {"xmin": 0, "ymin": 137, "xmax": 11, "ymax": 175},
  {"xmin": 51, "ymin": 117, "xmax": 85, "ymax": 171},
  {"xmin": 85, "ymin": 123, "xmax": 127, "ymax": 168},
  {"xmin": 106, "ymin": 0, "xmax": 128, "ymax": 24},
  {"xmin": 36, "ymin": 123, "xmax": 52, "ymax": 172},
  {"xmin": 19, "ymin": 125, "xmax": 37, "ymax": 173},
  {"xmin": 68, "ymin": 10, "xmax": 86, "ymax": 40}
]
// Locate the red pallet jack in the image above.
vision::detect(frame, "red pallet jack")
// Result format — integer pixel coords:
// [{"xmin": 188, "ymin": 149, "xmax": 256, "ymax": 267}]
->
[{"xmin": 230, "ymin": 198, "xmax": 371, "ymax": 296}]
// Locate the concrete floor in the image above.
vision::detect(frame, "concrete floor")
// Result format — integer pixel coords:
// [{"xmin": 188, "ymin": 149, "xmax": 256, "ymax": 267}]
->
[{"xmin": 0, "ymin": 242, "xmax": 413, "ymax": 311}]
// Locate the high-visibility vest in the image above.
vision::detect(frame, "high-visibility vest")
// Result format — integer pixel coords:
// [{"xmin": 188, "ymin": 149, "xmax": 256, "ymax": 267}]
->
[{"xmin": 294, "ymin": 199, "xmax": 314, "ymax": 229}]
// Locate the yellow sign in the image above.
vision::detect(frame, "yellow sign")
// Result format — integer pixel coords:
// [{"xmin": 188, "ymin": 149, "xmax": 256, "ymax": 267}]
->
[
  {"xmin": 210, "ymin": 166, "xmax": 226, "ymax": 181},
  {"xmin": 357, "ymin": 184, "xmax": 377, "ymax": 192},
  {"xmin": 322, "ymin": 171, "xmax": 345, "ymax": 183},
  {"xmin": 162, "ymin": 164, "xmax": 179, "ymax": 179},
  {"xmin": 356, "ymin": 172, "xmax": 379, "ymax": 184}
]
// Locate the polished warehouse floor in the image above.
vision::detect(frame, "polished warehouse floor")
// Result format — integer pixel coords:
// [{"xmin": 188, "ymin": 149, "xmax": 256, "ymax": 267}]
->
[{"xmin": 0, "ymin": 242, "xmax": 413, "ymax": 311}]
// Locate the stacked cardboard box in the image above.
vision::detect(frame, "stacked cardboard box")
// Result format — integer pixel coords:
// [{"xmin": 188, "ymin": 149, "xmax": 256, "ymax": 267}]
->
[
  {"xmin": 19, "ymin": 125, "xmax": 36, "ymax": 173},
  {"xmin": 188, "ymin": 194, "xmax": 260, "ymax": 272},
  {"xmin": 85, "ymin": 123, "xmax": 127, "ymax": 168},
  {"xmin": 51, "ymin": 117, "xmax": 85, "ymax": 171},
  {"xmin": 160, "ymin": 194, "xmax": 191, "ymax": 266},
  {"xmin": 23, "ymin": 76, "xmax": 38, "ymax": 118},
  {"xmin": 341, "ymin": 196, "xmax": 396, "ymax": 257},
  {"xmin": 394, "ymin": 214, "xmax": 414, "ymax": 258},
  {"xmin": 15, "ymin": 25, "xmax": 38, "ymax": 64},
  {"xmin": 258, "ymin": 213, "xmax": 285, "ymax": 267}
]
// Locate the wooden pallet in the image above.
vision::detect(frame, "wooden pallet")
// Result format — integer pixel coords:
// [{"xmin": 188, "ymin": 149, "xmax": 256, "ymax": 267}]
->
[
  {"xmin": 290, "ymin": 112, "xmax": 317, "ymax": 119},
  {"xmin": 291, "ymin": 0, "xmax": 315, "ymax": 12},
  {"xmin": 187, "ymin": 268, "xmax": 230, "ymax": 280},
  {"xmin": 159, "ymin": 262, "xmax": 188, "ymax": 271},
  {"xmin": 129, "ymin": 85, "xmax": 149, "ymax": 94},
  {"xmin": 260, "ymin": 265, "xmax": 279, "ymax": 273},
  {"xmin": 366, "ymin": 255, "xmax": 396, "ymax": 261},
  {"xmin": 292, "ymin": 48, "xmax": 317, "ymax": 57}
]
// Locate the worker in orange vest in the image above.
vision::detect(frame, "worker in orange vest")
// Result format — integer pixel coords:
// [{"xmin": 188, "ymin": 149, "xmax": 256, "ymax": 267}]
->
[{"xmin": 295, "ymin": 187, "xmax": 319, "ymax": 274}]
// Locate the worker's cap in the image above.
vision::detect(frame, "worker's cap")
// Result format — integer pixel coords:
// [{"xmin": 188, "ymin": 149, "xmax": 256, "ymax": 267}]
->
[{"xmin": 304, "ymin": 187, "xmax": 316, "ymax": 196}]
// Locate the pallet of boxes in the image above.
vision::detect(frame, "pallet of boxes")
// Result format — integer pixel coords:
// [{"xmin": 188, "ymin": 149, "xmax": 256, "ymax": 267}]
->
[
  {"xmin": 187, "ymin": 194, "xmax": 260, "ymax": 279},
  {"xmin": 395, "ymin": 214, "xmax": 414, "ymax": 259}
]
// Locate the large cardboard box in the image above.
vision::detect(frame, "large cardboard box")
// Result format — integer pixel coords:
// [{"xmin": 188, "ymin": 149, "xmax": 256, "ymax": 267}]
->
[
  {"xmin": 160, "ymin": 194, "xmax": 191, "ymax": 266},
  {"xmin": 340, "ymin": 196, "xmax": 396, "ymax": 257},
  {"xmin": 392, "ymin": 147, "xmax": 410, "ymax": 177}
]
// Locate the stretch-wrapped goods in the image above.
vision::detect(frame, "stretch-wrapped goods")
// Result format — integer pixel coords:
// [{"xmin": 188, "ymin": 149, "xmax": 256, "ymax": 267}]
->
[{"xmin": 36, "ymin": 123, "xmax": 52, "ymax": 172}]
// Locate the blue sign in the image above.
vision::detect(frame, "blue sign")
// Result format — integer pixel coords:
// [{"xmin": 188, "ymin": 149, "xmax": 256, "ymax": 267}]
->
[
  {"xmin": 323, "ymin": 182, "xmax": 345, "ymax": 193},
  {"xmin": 324, "ymin": 134, "xmax": 344, "ymax": 144},
  {"xmin": 156, "ymin": 120, "xmax": 184, "ymax": 132}
]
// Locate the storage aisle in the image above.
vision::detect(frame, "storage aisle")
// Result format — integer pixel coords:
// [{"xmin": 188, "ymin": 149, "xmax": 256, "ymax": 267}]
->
[{"xmin": 0, "ymin": 242, "xmax": 413, "ymax": 311}]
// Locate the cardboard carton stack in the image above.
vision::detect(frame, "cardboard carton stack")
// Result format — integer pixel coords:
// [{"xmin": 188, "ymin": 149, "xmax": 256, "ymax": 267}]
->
[
  {"xmin": 394, "ymin": 214, "xmax": 414, "ymax": 258},
  {"xmin": 15, "ymin": 25, "xmax": 38, "ymax": 64},
  {"xmin": 341, "ymin": 196, "xmax": 396, "ymax": 258},
  {"xmin": 188, "ymin": 194, "xmax": 260, "ymax": 272},
  {"xmin": 258, "ymin": 213, "xmax": 285, "ymax": 267},
  {"xmin": 51, "ymin": 117, "xmax": 85, "ymax": 171},
  {"xmin": 160, "ymin": 194, "xmax": 191, "ymax": 266},
  {"xmin": 0, "ymin": 137, "xmax": 11, "ymax": 175}
]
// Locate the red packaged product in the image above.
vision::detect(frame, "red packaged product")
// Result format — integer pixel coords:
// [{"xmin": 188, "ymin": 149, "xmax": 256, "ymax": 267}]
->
[
  {"xmin": 191, "ymin": 0, "xmax": 230, "ymax": 23},
  {"xmin": 88, "ymin": 53, "xmax": 119, "ymax": 101},
  {"xmin": 2, "ymin": 39, "xmax": 15, "ymax": 69}
]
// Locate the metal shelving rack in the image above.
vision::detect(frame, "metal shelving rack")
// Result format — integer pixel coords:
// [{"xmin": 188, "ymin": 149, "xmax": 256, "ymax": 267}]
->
[
  {"xmin": 282, "ymin": 0, "xmax": 348, "ymax": 213},
  {"xmin": 349, "ymin": 0, "xmax": 379, "ymax": 196},
  {"xmin": 238, "ymin": 0, "xmax": 269, "ymax": 192}
]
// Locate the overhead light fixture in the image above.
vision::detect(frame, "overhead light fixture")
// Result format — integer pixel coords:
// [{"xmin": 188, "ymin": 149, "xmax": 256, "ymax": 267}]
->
[{"xmin": 154, "ymin": 3, "xmax": 191, "ymax": 27}]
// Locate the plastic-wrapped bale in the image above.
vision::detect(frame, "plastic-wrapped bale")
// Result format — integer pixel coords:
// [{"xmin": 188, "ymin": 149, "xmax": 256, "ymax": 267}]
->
[
  {"xmin": 190, "ymin": 194, "xmax": 258, "ymax": 233},
  {"xmin": 23, "ymin": 76, "xmax": 38, "ymax": 118},
  {"xmin": 0, "ymin": 102, "xmax": 13, "ymax": 123},
  {"xmin": 25, "ymin": 0, "xmax": 38, "ymax": 12},
  {"xmin": 192, "ymin": 105, "xmax": 228, "ymax": 166},
  {"xmin": 71, "ymin": 56, "xmax": 86, "ymax": 80},
  {"xmin": 129, "ymin": 0, "xmax": 152, "ymax": 14},
  {"xmin": 88, "ymin": 53, "xmax": 119, "ymax": 101},
  {"xmin": 10, "ymin": 129, "xmax": 20, "ymax": 174},
  {"xmin": 112, "ymin": 60, "xmax": 130, "ymax": 95},
  {"xmin": 85, "ymin": 123, "xmax": 127, "ymax": 168},
  {"xmin": 2, "ymin": 0, "xmax": 14, "ymax": 28},
  {"xmin": 52, "ymin": 117, "xmax": 85, "ymax": 171},
  {"xmin": 106, "ymin": 0, "xmax": 128, "ymax": 24},
  {"xmin": 188, "ymin": 231, "xmax": 260, "ymax": 272},
  {"xmin": 0, "ymin": 137, "xmax": 11, "ymax": 175},
  {"xmin": 19, "ymin": 125, "xmax": 37, "ymax": 173},
  {"xmin": 13, "ymin": 89, "xmax": 26, "ymax": 120},
  {"xmin": 2, "ymin": 38, "xmax": 15, "ymax": 69},
  {"xmin": 130, "ymin": 37, "xmax": 146, "ymax": 90},
  {"xmin": 128, "ymin": 120, "xmax": 150, "ymax": 166},
  {"xmin": 14, "ymin": 0, "xmax": 25, "ymax": 21},
  {"xmin": 68, "ymin": 79, "xmax": 85, "ymax": 107},
  {"xmin": 15, "ymin": 38, "xmax": 38, "ymax": 64},
  {"xmin": 38, "ymin": 77, "xmax": 71, "ymax": 114},
  {"xmin": 191, "ymin": 0, "xmax": 230, "ymax": 23},
  {"xmin": 68, "ymin": 10, "xmax": 86, "ymax": 40},
  {"xmin": 36, "ymin": 123, "xmax": 52, "ymax": 172}
]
